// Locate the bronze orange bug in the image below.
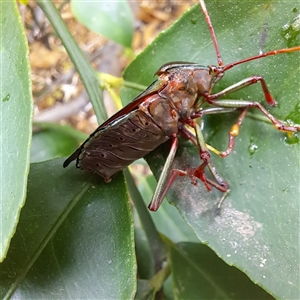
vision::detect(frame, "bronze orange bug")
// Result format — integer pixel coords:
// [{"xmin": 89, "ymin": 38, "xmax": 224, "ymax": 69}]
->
[{"xmin": 64, "ymin": 0, "xmax": 300, "ymax": 211}]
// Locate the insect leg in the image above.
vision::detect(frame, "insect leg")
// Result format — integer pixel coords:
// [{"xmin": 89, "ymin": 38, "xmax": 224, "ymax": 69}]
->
[
  {"xmin": 192, "ymin": 122, "xmax": 229, "ymax": 190},
  {"xmin": 205, "ymin": 108, "xmax": 248, "ymax": 158},
  {"xmin": 178, "ymin": 123, "xmax": 230, "ymax": 210},
  {"xmin": 181, "ymin": 121, "xmax": 229, "ymax": 193},
  {"xmin": 180, "ymin": 125, "xmax": 222, "ymax": 157},
  {"xmin": 148, "ymin": 135, "xmax": 186, "ymax": 211},
  {"xmin": 205, "ymin": 76, "xmax": 300, "ymax": 132},
  {"xmin": 207, "ymin": 162, "xmax": 230, "ymax": 214},
  {"xmin": 192, "ymin": 107, "xmax": 239, "ymax": 118},
  {"xmin": 217, "ymin": 108, "xmax": 248, "ymax": 157},
  {"xmin": 192, "ymin": 107, "xmax": 248, "ymax": 157},
  {"xmin": 208, "ymin": 76, "xmax": 277, "ymax": 105},
  {"xmin": 208, "ymin": 98, "xmax": 300, "ymax": 132}
]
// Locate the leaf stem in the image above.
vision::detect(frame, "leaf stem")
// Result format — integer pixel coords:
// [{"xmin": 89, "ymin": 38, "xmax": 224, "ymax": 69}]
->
[
  {"xmin": 123, "ymin": 168, "xmax": 167, "ymax": 273},
  {"xmin": 37, "ymin": 0, "xmax": 107, "ymax": 123},
  {"xmin": 123, "ymin": 80, "xmax": 147, "ymax": 92}
]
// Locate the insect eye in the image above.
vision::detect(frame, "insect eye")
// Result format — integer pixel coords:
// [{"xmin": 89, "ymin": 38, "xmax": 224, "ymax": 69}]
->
[{"xmin": 209, "ymin": 66, "xmax": 217, "ymax": 74}]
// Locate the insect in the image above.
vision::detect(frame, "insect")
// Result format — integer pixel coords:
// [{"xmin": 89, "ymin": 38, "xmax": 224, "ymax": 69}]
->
[{"xmin": 64, "ymin": 0, "xmax": 300, "ymax": 211}]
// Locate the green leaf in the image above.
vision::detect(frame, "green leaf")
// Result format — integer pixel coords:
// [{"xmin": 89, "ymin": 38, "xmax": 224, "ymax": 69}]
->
[
  {"xmin": 124, "ymin": 169, "xmax": 166, "ymax": 277},
  {"xmin": 31, "ymin": 122, "xmax": 87, "ymax": 163},
  {"xmin": 170, "ymin": 242, "xmax": 273, "ymax": 299},
  {"xmin": 122, "ymin": 1, "xmax": 300, "ymax": 298},
  {"xmin": 71, "ymin": 0, "xmax": 133, "ymax": 48},
  {"xmin": 138, "ymin": 175, "xmax": 199, "ymax": 243},
  {"xmin": 31, "ymin": 129, "xmax": 80, "ymax": 163},
  {"xmin": 135, "ymin": 279, "xmax": 156, "ymax": 300},
  {"xmin": 134, "ymin": 211, "xmax": 155, "ymax": 280},
  {"xmin": 159, "ymin": 124, "xmax": 299, "ymax": 299},
  {"xmin": 0, "ymin": 0, "xmax": 33, "ymax": 261},
  {"xmin": 0, "ymin": 159, "xmax": 136, "ymax": 299}
]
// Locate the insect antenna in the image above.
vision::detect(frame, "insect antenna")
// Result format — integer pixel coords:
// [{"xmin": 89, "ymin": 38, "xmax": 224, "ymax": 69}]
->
[
  {"xmin": 199, "ymin": 0, "xmax": 223, "ymax": 67},
  {"xmin": 223, "ymin": 46, "xmax": 300, "ymax": 71},
  {"xmin": 199, "ymin": 1, "xmax": 300, "ymax": 70}
]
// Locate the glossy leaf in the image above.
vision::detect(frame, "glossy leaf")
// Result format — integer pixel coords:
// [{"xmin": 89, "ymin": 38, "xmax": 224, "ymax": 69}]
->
[
  {"xmin": 31, "ymin": 129, "xmax": 81, "ymax": 163},
  {"xmin": 0, "ymin": 0, "xmax": 32, "ymax": 261},
  {"xmin": 0, "ymin": 159, "xmax": 135, "ymax": 299},
  {"xmin": 125, "ymin": 169, "xmax": 166, "ymax": 278},
  {"xmin": 122, "ymin": 1, "xmax": 300, "ymax": 298},
  {"xmin": 31, "ymin": 123, "xmax": 87, "ymax": 163},
  {"xmin": 170, "ymin": 242, "xmax": 274, "ymax": 299},
  {"xmin": 135, "ymin": 280, "xmax": 156, "ymax": 300},
  {"xmin": 138, "ymin": 175, "xmax": 199, "ymax": 243},
  {"xmin": 71, "ymin": 0, "xmax": 133, "ymax": 47}
]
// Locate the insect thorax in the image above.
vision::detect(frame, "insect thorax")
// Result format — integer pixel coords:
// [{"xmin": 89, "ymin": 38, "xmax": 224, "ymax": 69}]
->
[{"xmin": 158, "ymin": 66, "xmax": 213, "ymax": 119}]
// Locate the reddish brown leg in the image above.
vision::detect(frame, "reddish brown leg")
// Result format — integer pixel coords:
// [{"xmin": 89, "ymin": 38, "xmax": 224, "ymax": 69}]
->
[
  {"xmin": 149, "ymin": 135, "xmax": 179, "ymax": 211},
  {"xmin": 208, "ymin": 76, "xmax": 277, "ymax": 106},
  {"xmin": 149, "ymin": 121, "xmax": 230, "ymax": 211},
  {"xmin": 149, "ymin": 126, "xmax": 230, "ymax": 211},
  {"xmin": 219, "ymin": 108, "xmax": 248, "ymax": 157},
  {"xmin": 204, "ymin": 75, "xmax": 300, "ymax": 133},
  {"xmin": 208, "ymin": 99, "xmax": 300, "ymax": 132},
  {"xmin": 148, "ymin": 168, "xmax": 187, "ymax": 211},
  {"xmin": 180, "ymin": 121, "xmax": 229, "ymax": 194},
  {"xmin": 187, "ymin": 161, "xmax": 230, "ymax": 214},
  {"xmin": 191, "ymin": 107, "xmax": 249, "ymax": 158}
]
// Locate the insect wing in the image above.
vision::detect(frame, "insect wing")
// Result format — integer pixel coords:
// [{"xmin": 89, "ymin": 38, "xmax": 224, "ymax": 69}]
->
[{"xmin": 63, "ymin": 78, "xmax": 167, "ymax": 168}]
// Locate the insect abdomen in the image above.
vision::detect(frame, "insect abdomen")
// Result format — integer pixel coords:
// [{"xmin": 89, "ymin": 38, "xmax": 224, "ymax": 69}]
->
[{"xmin": 77, "ymin": 109, "xmax": 169, "ymax": 181}]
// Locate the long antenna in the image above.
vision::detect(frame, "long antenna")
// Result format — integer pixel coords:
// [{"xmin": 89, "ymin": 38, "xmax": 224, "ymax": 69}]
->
[
  {"xmin": 223, "ymin": 46, "xmax": 300, "ymax": 71},
  {"xmin": 199, "ymin": 0, "xmax": 223, "ymax": 66},
  {"xmin": 198, "ymin": 1, "xmax": 300, "ymax": 70}
]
